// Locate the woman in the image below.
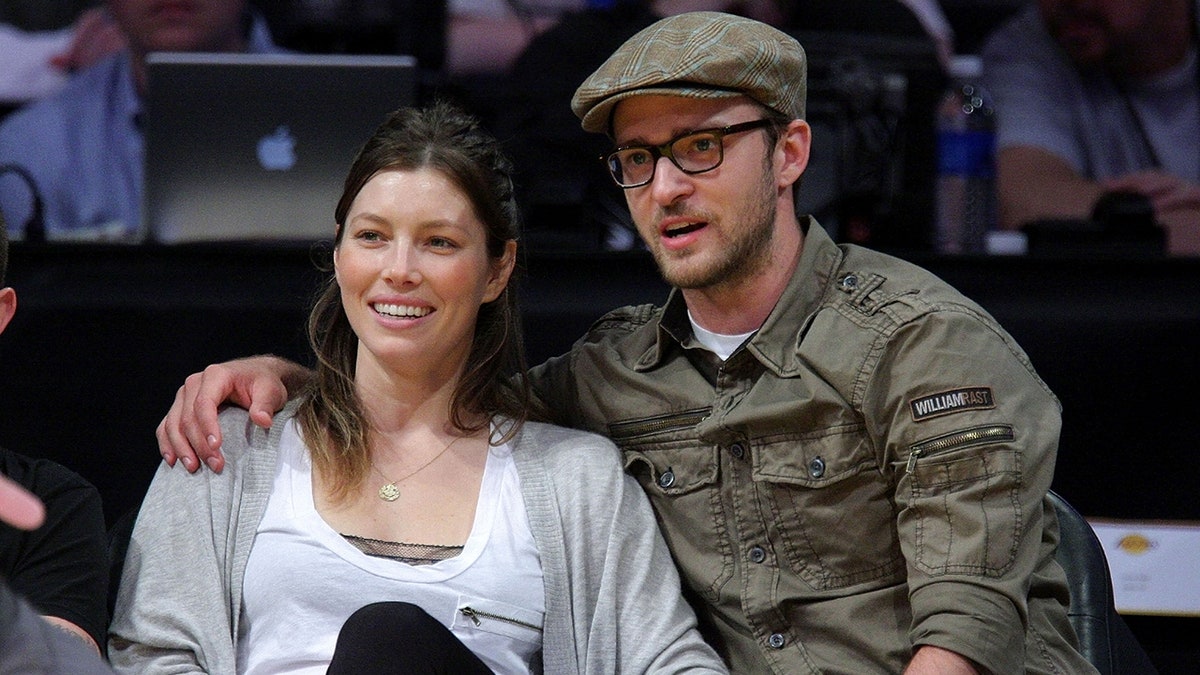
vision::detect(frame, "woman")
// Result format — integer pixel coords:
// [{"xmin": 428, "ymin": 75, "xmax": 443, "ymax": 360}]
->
[{"xmin": 108, "ymin": 102, "xmax": 724, "ymax": 673}]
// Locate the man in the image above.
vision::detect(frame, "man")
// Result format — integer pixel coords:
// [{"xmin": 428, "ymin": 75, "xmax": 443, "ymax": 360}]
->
[
  {"xmin": 0, "ymin": 218, "xmax": 111, "ymax": 661},
  {"xmin": 0, "ymin": 482, "xmax": 114, "ymax": 675},
  {"xmin": 158, "ymin": 12, "xmax": 1095, "ymax": 673},
  {"xmin": 0, "ymin": 474, "xmax": 115, "ymax": 674},
  {"xmin": 982, "ymin": 0, "xmax": 1200, "ymax": 254},
  {"xmin": 0, "ymin": 475, "xmax": 113, "ymax": 674},
  {"xmin": 0, "ymin": 0, "xmax": 283, "ymax": 241}
]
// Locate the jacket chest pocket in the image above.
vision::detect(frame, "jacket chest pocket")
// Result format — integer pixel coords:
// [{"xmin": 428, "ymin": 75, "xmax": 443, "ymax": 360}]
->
[
  {"xmin": 753, "ymin": 427, "xmax": 905, "ymax": 591},
  {"xmin": 611, "ymin": 409, "xmax": 733, "ymax": 604}
]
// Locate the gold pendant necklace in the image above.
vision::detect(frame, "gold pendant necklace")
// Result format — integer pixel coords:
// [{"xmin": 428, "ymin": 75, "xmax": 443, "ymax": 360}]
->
[{"xmin": 371, "ymin": 433, "xmax": 464, "ymax": 502}]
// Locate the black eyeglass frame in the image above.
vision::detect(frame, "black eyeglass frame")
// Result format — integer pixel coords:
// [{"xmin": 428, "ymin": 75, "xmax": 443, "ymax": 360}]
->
[{"xmin": 601, "ymin": 118, "xmax": 780, "ymax": 189}]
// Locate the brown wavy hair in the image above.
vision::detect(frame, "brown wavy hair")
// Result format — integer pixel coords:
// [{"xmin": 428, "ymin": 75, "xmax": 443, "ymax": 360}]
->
[{"xmin": 296, "ymin": 101, "xmax": 529, "ymax": 502}]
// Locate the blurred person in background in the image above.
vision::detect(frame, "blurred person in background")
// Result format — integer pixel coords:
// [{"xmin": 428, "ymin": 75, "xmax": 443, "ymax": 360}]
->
[
  {"xmin": 446, "ymin": 0, "xmax": 585, "ymax": 75},
  {"xmin": 983, "ymin": 0, "xmax": 1200, "ymax": 254},
  {"xmin": 0, "ymin": 0, "xmax": 285, "ymax": 242}
]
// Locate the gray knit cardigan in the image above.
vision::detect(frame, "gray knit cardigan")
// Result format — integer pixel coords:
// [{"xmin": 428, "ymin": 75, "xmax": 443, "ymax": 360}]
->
[{"xmin": 109, "ymin": 402, "xmax": 726, "ymax": 674}]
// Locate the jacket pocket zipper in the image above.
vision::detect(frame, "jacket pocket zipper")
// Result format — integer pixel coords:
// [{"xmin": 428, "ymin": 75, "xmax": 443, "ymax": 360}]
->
[
  {"xmin": 906, "ymin": 424, "xmax": 1015, "ymax": 473},
  {"xmin": 460, "ymin": 606, "xmax": 543, "ymax": 633},
  {"xmin": 607, "ymin": 407, "xmax": 712, "ymax": 440}
]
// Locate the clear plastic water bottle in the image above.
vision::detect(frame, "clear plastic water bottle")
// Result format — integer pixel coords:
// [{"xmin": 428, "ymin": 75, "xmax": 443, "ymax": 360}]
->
[{"xmin": 935, "ymin": 55, "xmax": 997, "ymax": 254}]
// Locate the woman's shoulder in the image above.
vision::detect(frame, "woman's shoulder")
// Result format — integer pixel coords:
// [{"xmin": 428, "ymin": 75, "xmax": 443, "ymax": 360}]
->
[
  {"xmin": 215, "ymin": 402, "xmax": 298, "ymax": 466},
  {"xmin": 509, "ymin": 420, "xmax": 623, "ymax": 474}
]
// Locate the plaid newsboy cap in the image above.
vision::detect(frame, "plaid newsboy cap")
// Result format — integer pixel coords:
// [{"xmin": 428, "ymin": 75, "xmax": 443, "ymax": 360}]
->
[{"xmin": 571, "ymin": 11, "xmax": 807, "ymax": 134}]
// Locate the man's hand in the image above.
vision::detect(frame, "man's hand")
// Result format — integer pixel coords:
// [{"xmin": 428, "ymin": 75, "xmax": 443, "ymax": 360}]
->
[
  {"xmin": 48, "ymin": 8, "xmax": 126, "ymax": 73},
  {"xmin": 1102, "ymin": 170, "xmax": 1200, "ymax": 255},
  {"xmin": 904, "ymin": 645, "xmax": 983, "ymax": 674},
  {"xmin": 155, "ymin": 356, "xmax": 310, "ymax": 473},
  {"xmin": 1102, "ymin": 170, "xmax": 1200, "ymax": 215}
]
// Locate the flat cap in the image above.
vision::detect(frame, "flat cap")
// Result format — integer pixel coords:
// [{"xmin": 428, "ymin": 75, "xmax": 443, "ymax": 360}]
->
[{"xmin": 572, "ymin": 11, "xmax": 807, "ymax": 134}]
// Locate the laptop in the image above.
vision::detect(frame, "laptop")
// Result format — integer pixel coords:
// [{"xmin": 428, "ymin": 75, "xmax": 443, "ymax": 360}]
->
[{"xmin": 143, "ymin": 52, "xmax": 418, "ymax": 243}]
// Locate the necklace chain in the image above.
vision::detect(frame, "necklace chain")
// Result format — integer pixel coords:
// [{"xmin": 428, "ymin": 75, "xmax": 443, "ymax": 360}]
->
[{"xmin": 371, "ymin": 433, "xmax": 464, "ymax": 502}]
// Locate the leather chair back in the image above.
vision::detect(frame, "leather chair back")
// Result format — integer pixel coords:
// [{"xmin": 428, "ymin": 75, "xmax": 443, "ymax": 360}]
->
[{"xmin": 1049, "ymin": 490, "xmax": 1158, "ymax": 674}]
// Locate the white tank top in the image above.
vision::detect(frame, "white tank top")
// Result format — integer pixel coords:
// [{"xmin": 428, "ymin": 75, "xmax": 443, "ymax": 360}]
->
[{"xmin": 238, "ymin": 420, "xmax": 545, "ymax": 674}]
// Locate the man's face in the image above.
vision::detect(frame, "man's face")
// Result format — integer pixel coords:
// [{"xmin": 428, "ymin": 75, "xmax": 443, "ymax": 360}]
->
[
  {"xmin": 1037, "ymin": 0, "xmax": 1156, "ymax": 66},
  {"xmin": 107, "ymin": 0, "xmax": 247, "ymax": 56},
  {"xmin": 610, "ymin": 95, "xmax": 784, "ymax": 292}
]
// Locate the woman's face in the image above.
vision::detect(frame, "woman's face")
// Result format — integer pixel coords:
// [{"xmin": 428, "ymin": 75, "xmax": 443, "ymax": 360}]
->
[{"xmin": 334, "ymin": 168, "xmax": 515, "ymax": 385}]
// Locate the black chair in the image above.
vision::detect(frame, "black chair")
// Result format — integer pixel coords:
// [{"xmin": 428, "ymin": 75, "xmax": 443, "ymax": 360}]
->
[{"xmin": 1048, "ymin": 490, "xmax": 1158, "ymax": 674}]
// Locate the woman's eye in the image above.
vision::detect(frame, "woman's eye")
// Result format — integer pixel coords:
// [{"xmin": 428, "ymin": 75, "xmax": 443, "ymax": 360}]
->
[
  {"xmin": 429, "ymin": 236, "xmax": 457, "ymax": 249},
  {"xmin": 357, "ymin": 230, "xmax": 382, "ymax": 242}
]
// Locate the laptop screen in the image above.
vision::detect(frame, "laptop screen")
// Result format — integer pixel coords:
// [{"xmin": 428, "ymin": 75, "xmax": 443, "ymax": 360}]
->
[{"xmin": 143, "ymin": 52, "xmax": 418, "ymax": 244}]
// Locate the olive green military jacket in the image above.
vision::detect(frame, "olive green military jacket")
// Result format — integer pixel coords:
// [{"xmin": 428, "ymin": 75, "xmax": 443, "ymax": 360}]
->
[{"xmin": 528, "ymin": 221, "xmax": 1097, "ymax": 674}]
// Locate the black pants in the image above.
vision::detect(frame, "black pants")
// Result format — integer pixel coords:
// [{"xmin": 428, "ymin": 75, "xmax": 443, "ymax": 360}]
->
[{"xmin": 326, "ymin": 602, "xmax": 493, "ymax": 674}]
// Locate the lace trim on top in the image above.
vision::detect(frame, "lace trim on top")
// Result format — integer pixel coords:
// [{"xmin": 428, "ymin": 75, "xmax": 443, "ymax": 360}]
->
[{"xmin": 341, "ymin": 533, "xmax": 463, "ymax": 566}]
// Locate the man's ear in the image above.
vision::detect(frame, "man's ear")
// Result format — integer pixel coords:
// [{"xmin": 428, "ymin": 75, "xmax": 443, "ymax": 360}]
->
[
  {"xmin": 0, "ymin": 287, "xmax": 16, "ymax": 335},
  {"xmin": 776, "ymin": 119, "xmax": 811, "ymax": 188}
]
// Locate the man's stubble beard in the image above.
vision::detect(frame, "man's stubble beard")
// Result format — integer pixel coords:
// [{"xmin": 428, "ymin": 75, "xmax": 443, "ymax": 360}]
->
[{"xmin": 651, "ymin": 166, "xmax": 779, "ymax": 292}]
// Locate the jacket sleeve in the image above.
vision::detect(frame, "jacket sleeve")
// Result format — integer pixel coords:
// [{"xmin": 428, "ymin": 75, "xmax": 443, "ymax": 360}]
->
[
  {"xmin": 528, "ymin": 338, "xmax": 594, "ymax": 432},
  {"xmin": 537, "ymin": 429, "xmax": 728, "ymax": 674},
  {"xmin": 863, "ymin": 306, "xmax": 1062, "ymax": 674},
  {"xmin": 526, "ymin": 304, "xmax": 657, "ymax": 433},
  {"xmin": 107, "ymin": 412, "xmax": 262, "ymax": 673}
]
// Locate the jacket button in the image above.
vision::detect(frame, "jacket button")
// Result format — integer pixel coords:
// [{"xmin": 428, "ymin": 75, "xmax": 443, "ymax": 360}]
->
[
  {"xmin": 749, "ymin": 546, "xmax": 766, "ymax": 564},
  {"xmin": 658, "ymin": 470, "xmax": 676, "ymax": 489},
  {"xmin": 729, "ymin": 443, "xmax": 746, "ymax": 460},
  {"xmin": 808, "ymin": 456, "xmax": 826, "ymax": 479},
  {"xmin": 768, "ymin": 633, "xmax": 786, "ymax": 649},
  {"xmin": 840, "ymin": 274, "xmax": 859, "ymax": 290}
]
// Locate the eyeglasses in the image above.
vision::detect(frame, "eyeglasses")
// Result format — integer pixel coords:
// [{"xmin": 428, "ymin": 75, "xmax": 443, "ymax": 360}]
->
[{"xmin": 602, "ymin": 119, "xmax": 778, "ymax": 189}]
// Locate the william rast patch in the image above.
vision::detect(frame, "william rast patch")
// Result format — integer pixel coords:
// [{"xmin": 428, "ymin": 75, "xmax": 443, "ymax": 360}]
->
[{"xmin": 910, "ymin": 387, "xmax": 995, "ymax": 422}]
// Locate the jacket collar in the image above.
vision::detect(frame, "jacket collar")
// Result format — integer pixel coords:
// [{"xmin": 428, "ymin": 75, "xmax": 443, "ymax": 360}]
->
[{"xmin": 635, "ymin": 218, "xmax": 844, "ymax": 376}]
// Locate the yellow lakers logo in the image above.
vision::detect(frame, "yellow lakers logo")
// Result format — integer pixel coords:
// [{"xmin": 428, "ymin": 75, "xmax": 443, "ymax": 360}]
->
[{"xmin": 1116, "ymin": 533, "xmax": 1155, "ymax": 555}]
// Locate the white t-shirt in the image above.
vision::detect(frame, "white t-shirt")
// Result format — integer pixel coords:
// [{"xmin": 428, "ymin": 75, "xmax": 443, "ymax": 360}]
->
[
  {"xmin": 689, "ymin": 311, "xmax": 756, "ymax": 362},
  {"xmin": 238, "ymin": 420, "xmax": 545, "ymax": 674}
]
